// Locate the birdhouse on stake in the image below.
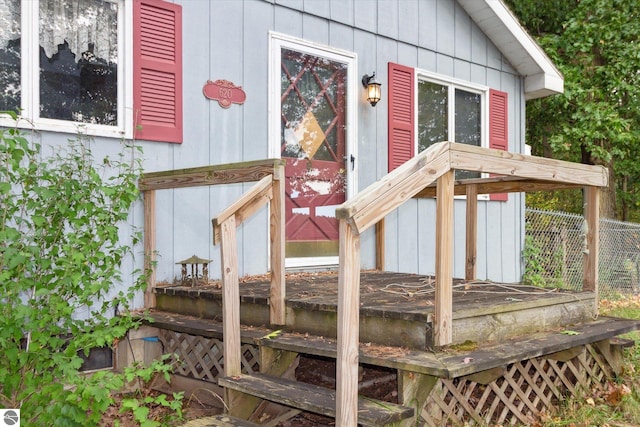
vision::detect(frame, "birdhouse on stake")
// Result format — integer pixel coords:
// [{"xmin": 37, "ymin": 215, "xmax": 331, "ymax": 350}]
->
[{"xmin": 176, "ymin": 255, "xmax": 212, "ymax": 287}]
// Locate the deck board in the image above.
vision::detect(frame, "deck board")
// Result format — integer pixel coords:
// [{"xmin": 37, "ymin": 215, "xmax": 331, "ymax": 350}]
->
[
  {"xmin": 156, "ymin": 270, "xmax": 589, "ymax": 321},
  {"xmin": 155, "ymin": 270, "xmax": 599, "ymax": 348},
  {"xmin": 146, "ymin": 311, "xmax": 639, "ymax": 379}
]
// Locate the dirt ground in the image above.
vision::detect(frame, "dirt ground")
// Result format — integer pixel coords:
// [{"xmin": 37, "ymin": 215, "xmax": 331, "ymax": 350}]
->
[{"xmin": 101, "ymin": 355, "xmax": 397, "ymax": 426}]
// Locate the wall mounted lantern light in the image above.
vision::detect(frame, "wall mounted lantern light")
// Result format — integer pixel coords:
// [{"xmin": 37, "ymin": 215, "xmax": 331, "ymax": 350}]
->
[{"xmin": 362, "ymin": 72, "xmax": 382, "ymax": 107}]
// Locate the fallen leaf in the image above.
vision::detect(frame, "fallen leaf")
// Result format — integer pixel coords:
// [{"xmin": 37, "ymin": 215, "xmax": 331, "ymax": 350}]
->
[{"xmin": 261, "ymin": 329, "xmax": 282, "ymax": 340}]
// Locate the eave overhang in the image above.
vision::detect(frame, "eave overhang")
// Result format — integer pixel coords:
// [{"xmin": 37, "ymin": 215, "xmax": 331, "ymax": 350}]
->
[{"xmin": 457, "ymin": 0, "xmax": 564, "ymax": 100}]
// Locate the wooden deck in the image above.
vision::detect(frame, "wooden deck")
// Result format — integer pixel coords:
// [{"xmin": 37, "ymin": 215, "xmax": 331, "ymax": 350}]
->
[
  {"xmin": 138, "ymin": 149, "xmax": 616, "ymax": 425},
  {"xmin": 155, "ymin": 270, "xmax": 597, "ymax": 349},
  {"xmin": 146, "ymin": 303, "xmax": 639, "ymax": 425}
]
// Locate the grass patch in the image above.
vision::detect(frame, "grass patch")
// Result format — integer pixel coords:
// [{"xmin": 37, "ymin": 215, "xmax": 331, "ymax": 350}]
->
[{"xmin": 540, "ymin": 295, "xmax": 640, "ymax": 427}]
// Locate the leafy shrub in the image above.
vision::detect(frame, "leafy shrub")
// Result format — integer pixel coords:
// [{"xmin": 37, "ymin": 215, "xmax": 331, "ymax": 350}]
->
[
  {"xmin": 522, "ymin": 234, "xmax": 547, "ymax": 287},
  {"xmin": 0, "ymin": 114, "xmax": 181, "ymax": 425}
]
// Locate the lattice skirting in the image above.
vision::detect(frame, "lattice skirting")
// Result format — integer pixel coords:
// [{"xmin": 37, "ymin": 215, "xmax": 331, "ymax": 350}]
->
[
  {"xmin": 422, "ymin": 343, "xmax": 615, "ymax": 426},
  {"xmin": 157, "ymin": 329, "xmax": 260, "ymax": 382},
  {"xmin": 156, "ymin": 330, "xmax": 616, "ymax": 426}
]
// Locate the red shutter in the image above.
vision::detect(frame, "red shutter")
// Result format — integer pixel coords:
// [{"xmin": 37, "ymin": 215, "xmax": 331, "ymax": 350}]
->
[
  {"xmin": 134, "ymin": 0, "xmax": 183, "ymax": 143},
  {"xmin": 489, "ymin": 89, "xmax": 508, "ymax": 201},
  {"xmin": 388, "ymin": 63, "xmax": 415, "ymax": 171}
]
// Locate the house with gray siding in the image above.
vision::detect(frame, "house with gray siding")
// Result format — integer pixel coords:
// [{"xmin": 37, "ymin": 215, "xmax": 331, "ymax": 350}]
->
[
  {"xmin": 12, "ymin": 2, "xmax": 640, "ymax": 425},
  {"xmin": 0, "ymin": 0, "xmax": 562, "ymax": 307}
]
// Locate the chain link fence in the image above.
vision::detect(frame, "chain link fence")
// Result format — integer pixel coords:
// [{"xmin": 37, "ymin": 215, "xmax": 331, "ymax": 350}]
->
[{"xmin": 525, "ymin": 209, "xmax": 640, "ymax": 300}]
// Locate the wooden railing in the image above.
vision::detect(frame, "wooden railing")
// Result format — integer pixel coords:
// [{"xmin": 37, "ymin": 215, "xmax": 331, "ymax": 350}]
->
[
  {"xmin": 139, "ymin": 159, "xmax": 286, "ymax": 376},
  {"xmin": 211, "ymin": 169, "xmax": 286, "ymax": 377},
  {"xmin": 332, "ymin": 141, "xmax": 608, "ymax": 426}
]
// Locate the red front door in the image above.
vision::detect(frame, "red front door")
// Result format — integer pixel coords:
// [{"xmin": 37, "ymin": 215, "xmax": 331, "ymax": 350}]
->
[{"xmin": 280, "ymin": 48, "xmax": 348, "ymax": 260}]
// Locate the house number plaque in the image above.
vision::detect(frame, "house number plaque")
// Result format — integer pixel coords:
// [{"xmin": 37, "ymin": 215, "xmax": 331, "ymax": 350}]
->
[{"xmin": 203, "ymin": 79, "xmax": 246, "ymax": 108}]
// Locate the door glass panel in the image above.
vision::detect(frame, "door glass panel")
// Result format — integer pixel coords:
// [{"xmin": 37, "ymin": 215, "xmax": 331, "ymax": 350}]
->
[{"xmin": 280, "ymin": 48, "xmax": 347, "ymax": 260}]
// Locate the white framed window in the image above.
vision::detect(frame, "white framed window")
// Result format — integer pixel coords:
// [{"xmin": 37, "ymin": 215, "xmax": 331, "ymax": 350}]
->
[
  {"xmin": 388, "ymin": 63, "xmax": 509, "ymax": 200},
  {"xmin": 417, "ymin": 71, "xmax": 488, "ymax": 179},
  {"xmin": 0, "ymin": 0, "xmax": 133, "ymax": 138}
]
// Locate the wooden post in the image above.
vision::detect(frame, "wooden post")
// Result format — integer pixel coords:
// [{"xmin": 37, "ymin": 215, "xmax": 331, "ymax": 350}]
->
[
  {"xmin": 397, "ymin": 370, "xmax": 438, "ymax": 427},
  {"xmin": 270, "ymin": 165, "xmax": 286, "ymax": 325},
  {"xmin": 336, "ymin": 220, "xmax": 361, "ymax": 427},
  {"xmin": 143, "ymin": 190, "xmax": 157, "ymax": 309},
  {"xmin": 583, "ymin": 186, "xmax": 600, "ymax": 298},
  {"xmin": 465, "ymin": 184, "xmax": 478, "ymax": 281},
  {"xmin": 220, "ymin": 216, "xmax": 241, "ymax": 377},
  {"xmin": 435, "ymin": 170, "xmax": 454, "ymax": 346},
  {"xmin": 375, "ymin": 219, "xmax": 385, "ymax": 271}
]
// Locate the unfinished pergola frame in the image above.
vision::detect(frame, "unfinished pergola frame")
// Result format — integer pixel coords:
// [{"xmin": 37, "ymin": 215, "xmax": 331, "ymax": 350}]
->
[
  {"xmin": 333, "ymin": 141, "xmax": 607, "ymax": 426},
  {"xmin": 139, "ymin": 141, "xmax": 608, "ymax": 426}
]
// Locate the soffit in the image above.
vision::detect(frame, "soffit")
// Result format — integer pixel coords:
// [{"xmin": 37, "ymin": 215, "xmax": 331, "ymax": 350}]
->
[{"xmin": 457, "ymin": 0, "xmax": 564, "ymax": 100}]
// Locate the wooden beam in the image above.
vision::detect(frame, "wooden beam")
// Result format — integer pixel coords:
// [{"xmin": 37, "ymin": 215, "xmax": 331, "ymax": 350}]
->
[
  {"xmin": 449, "ymin": 143, "xmax": 608, "ymax": 187},
  {"xmin": 547, "ymin": 346, "xmax": 583, "ymax": 362},
  {"xmin": 375, "ymin": 219, "xmax": 385, "ymax": 271},
  {"xmin": 348, "ymin": 151, "xmax": 450, "ymax": 234},
  {"xmin": 460, "ymin": 367, "xmax": 505, "ymax": 385},
  {"xmin": 397, "ymin": 371, "xmax": 437, "ymax": 427},
  {"xmin": 143, "ymin": 190, "xmax": 157, "ymax": 308},
  {"xmin": 435, "ymin": 170, "xmax": 454, "ymax": 347},
  {"xmin": 139, "ymin": 158, "xmax": 285, "ymax": 191},
  {"xmin": 337, "ymin": 141, "xmax": 607, "ymax": 236},
  {"xmin": 212, "ymin": 175, "xmax": 273, "ymax": 244},
  {"xmin": 415, "ymin": 177, "xmax": 585, "ymax": 198},
  {"xmin": 220, "ymin": 216, "xmax": 241, "ymax": 377},
  {"xmin": 465, "ymin": 184, "xmax": 478, "ymax": 281},
  {"xmin": 336, "ymin": 220, "xmax": 361, "ymax": 427},
  {"xmin": 336, "ymin": 141, "xmax": 450, "ymax": 234},
  {"xmin": 270, "ymin": 166, "xmax": 286, "ymax": 326},
  {"xmin": 583, "ymin": 186, "xmax": 600, "ymax": 296}
]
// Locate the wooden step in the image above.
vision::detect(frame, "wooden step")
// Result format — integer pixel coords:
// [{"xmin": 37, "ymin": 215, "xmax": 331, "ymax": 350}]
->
[
  {"xmin": 610, "ymin": 337, "xmax": 635, "ymax": 349},
  {"xmin": 218, "ymin": 373, "xmax": 414, "ymax": 426},
  {"xmin": 189, "ymin": 414, "xmax": 258, "ymax": 426}
]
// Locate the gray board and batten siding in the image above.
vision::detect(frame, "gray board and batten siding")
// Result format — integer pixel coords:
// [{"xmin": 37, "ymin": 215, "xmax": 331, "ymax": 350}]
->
[
  {"xmin": 165, "ymin": 0, "xmax": 524, "ymax": 287},
  {"xmin": 33, "ymin": 0, "xmax": 526, "ymax": 310}
]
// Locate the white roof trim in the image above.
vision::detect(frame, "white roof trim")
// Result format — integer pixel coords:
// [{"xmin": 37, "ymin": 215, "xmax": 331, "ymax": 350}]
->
[{"xmin": 457, "ymin": 0, "xmax": 564, "ymax": 100}]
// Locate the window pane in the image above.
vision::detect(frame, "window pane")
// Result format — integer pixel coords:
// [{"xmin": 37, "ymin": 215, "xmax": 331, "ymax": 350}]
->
[
  {"xmin": 0, "ymin": 0, "xmax": 21, "ymax": 112},
  {"xmin": 39, "ymin": 0, "xmax": 118, "ymax": 125},
  {"xmin": 455, "ymin": 88, "xmax": 482, "ymax": 179},
  {"xmin": 418, "ymin": 80, "xmax": 448, "ymax": 153},
  {"xmin": 455, "ymin": 88, "xmax": 481, "ymax": 146}
]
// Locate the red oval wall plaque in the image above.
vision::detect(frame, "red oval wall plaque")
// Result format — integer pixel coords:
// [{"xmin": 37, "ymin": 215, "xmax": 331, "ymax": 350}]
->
[{"xmin": 203, "ymin": 79, "xmax": 247, "ymax": 108}]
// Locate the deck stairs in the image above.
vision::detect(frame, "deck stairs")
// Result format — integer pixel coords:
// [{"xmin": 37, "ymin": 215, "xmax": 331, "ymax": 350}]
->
[
  {"xmin": 147, "ymin": 310, "xmax": 415, "ymax": 426},
  {"xmin": 218, "ymin": 373, "xmax": 414, "ymax": 426},
  {"xmin": 147, "ymin": 309, "xmax": 640, "ymax": 426}
]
